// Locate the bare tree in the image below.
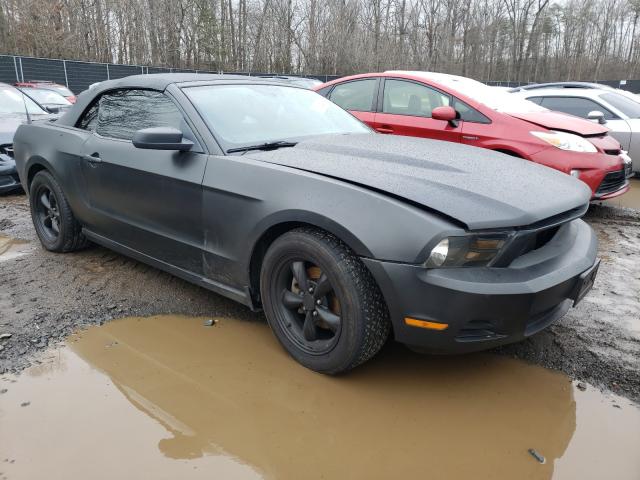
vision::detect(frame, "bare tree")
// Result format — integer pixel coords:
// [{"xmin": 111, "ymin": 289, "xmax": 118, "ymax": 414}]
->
[{"xmin": 1, "ymin": 0, "xmax": 638, "ymax": 81}]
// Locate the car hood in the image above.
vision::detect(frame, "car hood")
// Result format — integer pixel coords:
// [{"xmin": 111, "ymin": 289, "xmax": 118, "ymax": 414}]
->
[
  {"xmin": 0, "ymin": 113, "xmax": 53, "ymax": 144},
  {"xmin": 506, "ymin": 111, "xmax": 609, "ymax": 136},
  {"xmin": 0, "ymin": 114, "xmax": 26, "ymax": 145},
  {"xmin": 248, "ymin": 134, "xmax": 591, "ymax": 230}
]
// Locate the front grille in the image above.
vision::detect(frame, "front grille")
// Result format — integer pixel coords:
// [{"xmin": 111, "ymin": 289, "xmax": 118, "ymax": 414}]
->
[
  {"xmin": 0, "ymin": 144, "xmax": 14, "ymax": 158},
  {"xmin": 596, "ymin": 169, "xmax": 627, "ymax": 196}
]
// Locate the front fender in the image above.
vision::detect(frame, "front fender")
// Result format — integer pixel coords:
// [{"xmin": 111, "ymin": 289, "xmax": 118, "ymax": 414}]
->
[
  {"xmin": 248, "ymin": 209, "xmax": 373, "ymax": 258},
  {"xmin": 201, "ymin": 156, "xmax": 462, "ymax": 289}
]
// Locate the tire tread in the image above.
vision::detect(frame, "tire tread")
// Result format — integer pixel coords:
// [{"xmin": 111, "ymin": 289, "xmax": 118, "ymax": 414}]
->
[{"xmin": 265, "ymin": 227, "xmax": 391, "ymax": 373}]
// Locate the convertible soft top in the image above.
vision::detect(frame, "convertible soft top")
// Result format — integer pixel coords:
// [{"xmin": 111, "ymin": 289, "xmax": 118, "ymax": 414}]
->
[{"xmin": 58, "ymin": 73, "xmax": 289, "ymax": 127}]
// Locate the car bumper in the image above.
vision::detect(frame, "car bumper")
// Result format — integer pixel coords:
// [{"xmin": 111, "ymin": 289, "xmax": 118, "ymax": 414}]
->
[
  {"xmin": 0, "ymin": 154, "xmax": 22, "ymax": 194},
  {"xmin": 363, "ymin": 219, "xmax": 598, "ymax": 353},
  {"xmin": 528, "ymin": 147, "xmax": 627, "ymax": 199}
]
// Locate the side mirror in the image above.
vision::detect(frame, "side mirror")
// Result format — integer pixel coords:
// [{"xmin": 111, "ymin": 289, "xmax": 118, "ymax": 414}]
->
[
  {"xmin": 45, "ymin": 106, "xmax": 60, "ymax": 114},
  {"xmin": 132, "ymin": 127, "xmax": 193, "ymax": 151},
  {"xmin": 587, "ymin": 110, "xmax": 606, "ymax": 125},
  {"xmin": 431, "ymin": 106, "xmax": 459, "ymax": 127}
]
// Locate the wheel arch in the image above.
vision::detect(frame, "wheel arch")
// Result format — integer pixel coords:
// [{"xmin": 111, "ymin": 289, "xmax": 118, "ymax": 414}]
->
[
  {"xmin": 247, "ymin": 212, "xmax": 373, "ymax": 306},
  {"xmin": 493, "ymin": 148, "xmax": 524, "ymax": 158},
  {"xmin": 25, "ymin": 156, "xmax": 56, "ymax": 191}
]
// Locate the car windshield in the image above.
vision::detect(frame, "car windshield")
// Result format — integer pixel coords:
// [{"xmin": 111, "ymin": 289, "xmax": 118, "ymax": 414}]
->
[
  {"xmin": 0, "ymin": 86, "xmax": 48, "ymax": 115},
  {"xmin": 429, "ymin": 76, "xmax": 547, "ymax": 114},
  {"xmin": 183, "ymin": 84, "xmax": 371, "ymax": 149},
  {"xmin": 24, "ymin": 88, "xmax": 71, "ymax": 105},
  {"xmin": 600, "ymin": 92, "xmax": 640, "ymax": 119}
]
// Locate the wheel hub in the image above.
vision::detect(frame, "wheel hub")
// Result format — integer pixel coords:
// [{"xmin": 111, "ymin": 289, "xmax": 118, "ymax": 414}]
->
[
  {"xmin": 278, "ymin": 260, "xmax": 343, "ymax": 352},
  {"xmin": 302, "ymin": 293, "xmax": 316, "ymax": 311}
]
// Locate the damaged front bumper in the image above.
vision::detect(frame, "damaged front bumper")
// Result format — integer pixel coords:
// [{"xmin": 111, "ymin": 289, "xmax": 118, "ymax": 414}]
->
[{"xmin": 363, "ymin": 219, "xmax": 599, "ymax": 353}]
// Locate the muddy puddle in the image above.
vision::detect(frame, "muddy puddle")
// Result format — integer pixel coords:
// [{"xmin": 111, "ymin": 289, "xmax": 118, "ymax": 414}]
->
[
  {"xmin": 602, "ymin": 177, "xmax": 640, "ymax": 210},
  {"xmin": 0, "ymin": 234, "xmax": 31, "ymax": 262},
  {"xmin": 1, "ymin": 315, "xmax": 639, "ymax": 480}
]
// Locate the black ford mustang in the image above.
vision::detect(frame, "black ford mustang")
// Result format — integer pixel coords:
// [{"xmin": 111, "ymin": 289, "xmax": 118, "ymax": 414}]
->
[{"xmin": 13, "ymin": 74, "xmax": 599, "ymax": 373}]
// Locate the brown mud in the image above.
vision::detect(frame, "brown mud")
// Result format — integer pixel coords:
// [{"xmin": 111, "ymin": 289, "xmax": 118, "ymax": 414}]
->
[{"xmin": 1, "ymin": 314, "xmax": 639, "ymax": 480}]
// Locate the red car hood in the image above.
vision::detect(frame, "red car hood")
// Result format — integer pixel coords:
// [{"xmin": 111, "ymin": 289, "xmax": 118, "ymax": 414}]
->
[{"xmin": 506, "ymin": 111, "xmax": 609, "ymax": 136}]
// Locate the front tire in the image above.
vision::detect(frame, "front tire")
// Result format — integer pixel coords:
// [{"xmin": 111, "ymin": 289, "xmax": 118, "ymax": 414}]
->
[
  {"xmin": 260, "ymin": 228, "xmax": 390, "ymax": 374},
  {"xmin": 29, "ymin": 170, "xmax": 89, "ymax": 252}
]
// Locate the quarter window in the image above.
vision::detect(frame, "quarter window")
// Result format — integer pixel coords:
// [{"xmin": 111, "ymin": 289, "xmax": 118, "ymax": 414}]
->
[
  {"xmin": 329, "ymin": 79, "xmax": 377, "ymax": 112},
  {"xmin": 540, "ymin": 96, "xmax": 617, "ymax": 120},
  {"xmin": 452, "ymin": 98, "xmax": 490, "ymax": 124},
  {"xmin": 382, "ymin": 79, "xmax": 450, "ymax": 117}
]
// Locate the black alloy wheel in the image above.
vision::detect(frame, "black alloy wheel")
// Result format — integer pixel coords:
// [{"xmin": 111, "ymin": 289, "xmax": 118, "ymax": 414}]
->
[
  {"xmin": 277, "ymin": 259, "xmax": 343, "ymax": 355},
  {"xmin": 29, "ymin": 170, "xmax": 89, "ymax": 252},
  {"xmin": 33, "ymin": 185, "xmax": 61, "ymax": 242},
  {"xmin": 260, "ymin": 228, "xmax": 391, "ymax": 374}
]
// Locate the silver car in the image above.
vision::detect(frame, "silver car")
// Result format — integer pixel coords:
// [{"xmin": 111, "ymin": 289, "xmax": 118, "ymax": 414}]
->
[{"xmin": 512, "ymin": 86, "xmax": 640, "ymax": 174}]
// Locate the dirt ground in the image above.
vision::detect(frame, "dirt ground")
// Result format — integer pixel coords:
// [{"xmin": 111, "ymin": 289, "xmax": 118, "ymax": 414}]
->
[
  {"xmin": 1, "ymin": 186, "xmax": 640, "ymax": 404},
  {"xmin": 1, "ymin": 314, "xmax": 639, "ymax": 479}
]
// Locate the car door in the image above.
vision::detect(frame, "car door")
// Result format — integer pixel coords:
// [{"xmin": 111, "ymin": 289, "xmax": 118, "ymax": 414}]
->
[
  {"xmin": 373, "ymin": 78, "xmax": 462, "ymax": 141},
  {"xmin": 326, "ymin": 78, "xmax": 378, "ymax": 127},
  {"xmin": 76, "ymin": 88, "xmax": 208, "ymax": 274}
]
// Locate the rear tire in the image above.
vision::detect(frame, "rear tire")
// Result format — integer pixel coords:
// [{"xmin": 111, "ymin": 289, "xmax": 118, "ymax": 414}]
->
[
  {"xmin": 260, "ymin": 227, "xmax": 390, "ymax": 374},
  {"xmin": 29, "ymin": 170, "xmax": 89, "ymax": 252}
]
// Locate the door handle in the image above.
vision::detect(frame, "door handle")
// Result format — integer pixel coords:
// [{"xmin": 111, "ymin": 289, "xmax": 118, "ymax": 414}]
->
[
  {"xmin": 376, "ymin": 126, "xmax": 394, "ymax": 134},
  {"xmin": 83, "ymin": 153, "xmax": 102, "ymax": 164}
]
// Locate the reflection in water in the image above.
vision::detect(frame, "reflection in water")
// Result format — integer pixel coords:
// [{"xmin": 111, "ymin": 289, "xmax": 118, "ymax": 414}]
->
[
  {"xmin": 1, "ymin": 315, "xmax": 639, "ymax": 480},
  {"xmin": 602, "ymin": 177, "xmax": 640, "ymax": 210}
]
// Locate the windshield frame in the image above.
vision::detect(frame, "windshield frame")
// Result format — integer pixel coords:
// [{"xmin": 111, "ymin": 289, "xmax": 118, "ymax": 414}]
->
[{"xmin": 181, "ymin": 82, "xmax": 372, "ymax": 154}]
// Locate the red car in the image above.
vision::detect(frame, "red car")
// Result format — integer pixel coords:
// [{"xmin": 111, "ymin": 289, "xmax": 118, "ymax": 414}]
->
[
  {"xmin": 15, "ymin": 80, "xmax": 76, "ymax": 104},
  {"xmin": 314, "ymin": 71, "xmax": 631, "ymax": 199}
]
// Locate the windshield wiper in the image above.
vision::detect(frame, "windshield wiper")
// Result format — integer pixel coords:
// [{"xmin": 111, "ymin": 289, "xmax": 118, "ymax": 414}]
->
[{"xmin": 226, "ymin": 141, "xmax": 298, "ymax": 154}]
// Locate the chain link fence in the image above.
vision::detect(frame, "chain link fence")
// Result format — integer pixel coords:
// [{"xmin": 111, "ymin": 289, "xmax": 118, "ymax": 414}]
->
[
  {"xmin": 1, "ymin": 54, "xmax": 639, "ymax": 94},
  {"xmin": 0, "ymin": 55, "xmax": 340, "ymax": 94}
]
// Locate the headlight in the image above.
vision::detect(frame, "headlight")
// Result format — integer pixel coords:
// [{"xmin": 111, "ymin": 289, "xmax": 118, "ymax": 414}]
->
[
  {"xmin": 531, "ymin": 131, "xmax": 597, "ymax": 153},
  {"xmin": 424, "ymin": 233, "xmax": 512, "ymax": 268}
]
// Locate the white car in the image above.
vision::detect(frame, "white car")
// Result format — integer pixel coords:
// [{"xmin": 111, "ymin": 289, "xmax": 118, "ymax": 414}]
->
[{"xmin": 512, "ymin": 85, "xmax": 639, "ymax": 174}]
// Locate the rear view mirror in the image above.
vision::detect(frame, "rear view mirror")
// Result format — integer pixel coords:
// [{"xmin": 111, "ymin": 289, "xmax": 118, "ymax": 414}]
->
[
  {"xmin": 132, "ymin": 127, "xmax": 193, "ymax": 151},
  {"xmin": 431, "ymin": 106, "xmax": 459, "ymax": 127},
  {"xmin": 45, "ymin": 106, "xmax": 60, "ymax": 114},
  {"xmin": 587, "ymin": 110, "xmax": 606, "ymax": 125}
]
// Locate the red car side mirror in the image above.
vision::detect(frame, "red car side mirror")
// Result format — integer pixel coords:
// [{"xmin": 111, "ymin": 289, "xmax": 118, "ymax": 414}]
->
[{"xmin": 431, "ymin": 106, "xmax": 459, "ymax": 127}]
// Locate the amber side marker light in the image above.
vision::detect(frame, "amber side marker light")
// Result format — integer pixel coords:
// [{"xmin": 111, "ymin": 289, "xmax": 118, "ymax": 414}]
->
[{"xmin": 404, "ymin": 317, "xmax": 449, "ymax": 331}]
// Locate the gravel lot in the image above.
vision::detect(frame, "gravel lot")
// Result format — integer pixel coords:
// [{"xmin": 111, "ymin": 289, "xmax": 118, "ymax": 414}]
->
[{"xmin": 1, "ymin": 192, "xmax": 639, "ymax": 402}]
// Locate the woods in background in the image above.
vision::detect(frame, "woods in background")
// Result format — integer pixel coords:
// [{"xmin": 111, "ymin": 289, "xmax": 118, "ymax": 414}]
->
[{"xmin": 1, "ymin": 0, "xmax": 639, "ymax": 82}]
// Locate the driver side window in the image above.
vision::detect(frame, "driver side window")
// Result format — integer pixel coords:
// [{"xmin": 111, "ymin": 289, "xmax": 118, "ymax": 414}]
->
[
  {"xmin": 76, "ymin": 89, "xmax": 200, "ymax": 148},
  {"xmin": 382, "ymin": 79, "xmax": 450, "ymax": 117}
]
